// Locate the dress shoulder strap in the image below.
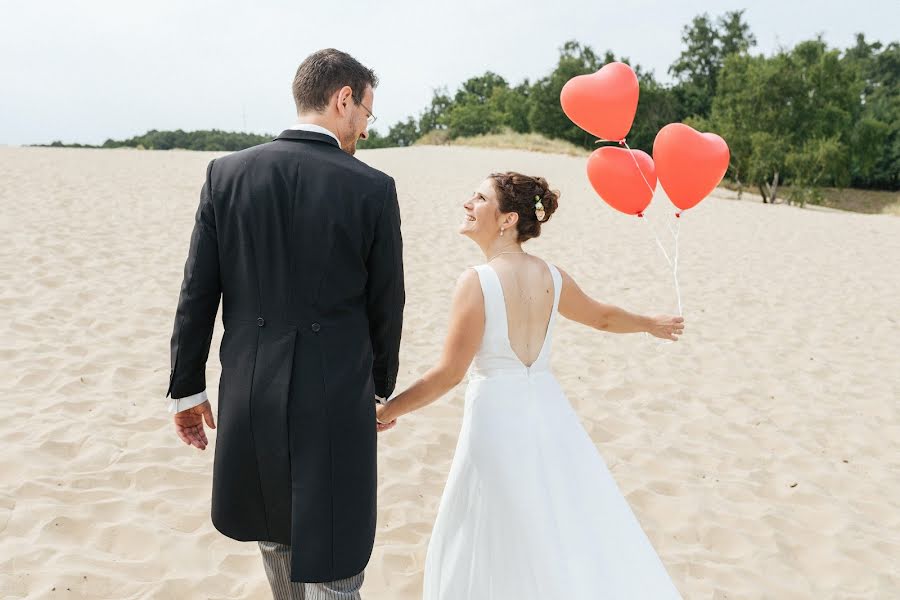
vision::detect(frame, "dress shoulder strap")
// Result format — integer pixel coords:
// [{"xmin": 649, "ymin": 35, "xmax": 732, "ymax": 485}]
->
[
  {"xmin": 545, "ymin": 262, "xmax": 563, "ymax": 315},
  {"xmin": 471, "ymin": 264, "xmax": 506, "ymax": 339}
]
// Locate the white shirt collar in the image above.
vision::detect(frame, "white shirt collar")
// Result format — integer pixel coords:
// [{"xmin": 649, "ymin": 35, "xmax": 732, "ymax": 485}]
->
[{"xmin": 288, "ymin": 123, "xmax": 341, "ymax": 149}]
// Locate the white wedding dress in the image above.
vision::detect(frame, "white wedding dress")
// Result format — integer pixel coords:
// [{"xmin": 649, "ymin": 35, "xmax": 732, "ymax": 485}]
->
[{"xmin": 422, "ymin": 261, "xmax": 682, "ymax": 600}]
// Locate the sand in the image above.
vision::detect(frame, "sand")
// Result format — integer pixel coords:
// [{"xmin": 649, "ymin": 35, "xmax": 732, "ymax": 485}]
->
[{"xmin": 1, "ymin": 145, "xmax": 898, "ymax": 599}]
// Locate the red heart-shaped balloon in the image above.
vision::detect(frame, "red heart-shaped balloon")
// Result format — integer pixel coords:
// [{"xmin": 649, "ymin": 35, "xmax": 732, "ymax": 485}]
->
[
  {"xmin": 561, "ymin": 62, "xmax": 639, "ymax": 141},
  {"xmin": 587, "ymin": 146, "xmax": 657, "ymax": 216},
  {"xmin": 653, "ymin": 123, "xmax": 730, "ymax": 211}
]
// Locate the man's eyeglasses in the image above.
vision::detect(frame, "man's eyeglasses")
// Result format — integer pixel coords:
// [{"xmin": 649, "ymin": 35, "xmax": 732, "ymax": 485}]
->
[{"xmin": 353, "ymin": 95, "xmax": 376, "ymax": 126}]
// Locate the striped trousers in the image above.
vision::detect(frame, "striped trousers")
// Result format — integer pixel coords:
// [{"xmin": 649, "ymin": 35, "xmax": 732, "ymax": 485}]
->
[{"xmin": 258, "ymin": 541, "xmax": 364, "ymax": 600}]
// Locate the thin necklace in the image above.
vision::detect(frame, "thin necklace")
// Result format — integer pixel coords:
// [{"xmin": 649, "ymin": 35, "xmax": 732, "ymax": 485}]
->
[{"xmin": 487, "ymin": 249, "xmax": 526, "ymax": 262}]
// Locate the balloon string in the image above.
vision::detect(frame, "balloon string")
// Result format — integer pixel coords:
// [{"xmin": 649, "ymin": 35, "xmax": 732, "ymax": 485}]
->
[
  {"xmin": 597, "ymin": 137, "xmax": 683, "ymax": 319},
  {"xmin": 642, "ymin": 217, "xmax": 683, "ymax": 354},
  {"xmin": 621, "ymin": 139, "xmax": 658, "ymax": 201},
  {"xmin": 623, "ymin": 139, "xmax": 683, "ymax": 317},
  {"xmin": 640, "ymin": 190, "xmax": 684, "ymax": 320},
  {"xmin": 643, "ymin": 211, "xmax": 673, "ymax": 266},
  {"xmin": 670, "ymin": 218, "xmax": 683, "ymax": 316}
]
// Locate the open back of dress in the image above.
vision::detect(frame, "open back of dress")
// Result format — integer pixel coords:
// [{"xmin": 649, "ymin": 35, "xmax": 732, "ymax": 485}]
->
[{"xmin": 489, "ymin": 256, "xmax": 556, "ymax": 368}]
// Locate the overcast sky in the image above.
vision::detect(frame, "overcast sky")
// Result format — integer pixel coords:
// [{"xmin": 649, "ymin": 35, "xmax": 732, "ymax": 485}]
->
[{"xmin": 1, "ymin": 0, "xmax": 896, "ymax": 146}]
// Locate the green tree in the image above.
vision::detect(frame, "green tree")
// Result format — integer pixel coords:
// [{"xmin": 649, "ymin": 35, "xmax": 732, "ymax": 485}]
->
[
  {"xmin": 843, "ymin": 35, "xmax": 899, "ymax": 189},
  {"xmin": 446, "ymin": 103, "xmax": 502, "ymax": 139},
  {"xmin": 490, "ymin": 81, "xmax": 532, "ymax": 133},
  {"xmin": 418, "ymin": 88, "xmax": 453, "ymax": 134},
  {"xmin": 786, "ymin": 136, "xmax": 850, "ymax": 206},
  {"xmin": 386, "ymin": 117, "xmax": 420, "ymax": 146},
  {"xmin": 849, "ymin": 117, "xmax": 892, "ymax": 184},
  {"xmin": 711, "ymin": 38, "xmax": 860, "ymax": 202},
  {"xmin": 670, "ymin": 10, "xmax": 756, "ymax": 118},
  {"xmin": 454, "ymin": 72, "xmax": 508, "ymax": 105},
  {"xmin": 443, "ymin": 72, "xmax": 509, "ymax": 138}
]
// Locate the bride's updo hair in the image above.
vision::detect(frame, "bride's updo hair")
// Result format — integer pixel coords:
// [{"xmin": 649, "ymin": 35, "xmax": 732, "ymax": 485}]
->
[{"xmin": 488, "ymin": 172, "xmax": 560, "ymax": 242}]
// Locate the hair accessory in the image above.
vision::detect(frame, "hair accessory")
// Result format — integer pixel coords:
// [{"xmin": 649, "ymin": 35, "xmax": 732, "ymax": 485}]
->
[{"xmin": 534, "ymin": 195, "xmax": 545, "ymax": 221}]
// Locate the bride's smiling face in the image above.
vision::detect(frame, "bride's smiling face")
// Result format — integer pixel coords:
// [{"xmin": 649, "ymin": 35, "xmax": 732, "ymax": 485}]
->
[{"xmin": 460, "ymin": 178, "xmax": 506, "ymax": 241}]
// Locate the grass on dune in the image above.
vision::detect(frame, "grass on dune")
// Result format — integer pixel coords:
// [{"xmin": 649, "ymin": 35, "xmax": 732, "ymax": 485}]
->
[{"xmin": 416, "ymin": 128, "xmax": 589, "ymax": 157}]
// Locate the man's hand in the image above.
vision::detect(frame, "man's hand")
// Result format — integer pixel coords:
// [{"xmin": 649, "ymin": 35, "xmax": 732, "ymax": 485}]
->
[
  {"xmin": 174, "ymin": 400, "xmax": 216, "ymax": 450},
  {"xmin": 648, "ymin": 315, "xmax": 685, "ymax": 341},
  {"xmin": 375, "ymin": 403, "xmax": 397, "ymax": 433}
]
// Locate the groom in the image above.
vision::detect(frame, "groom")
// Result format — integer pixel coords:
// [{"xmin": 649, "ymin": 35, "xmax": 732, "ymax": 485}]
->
[{"xmin": 165, "ymin": 49, "xmax": 404, "ymax": 599}]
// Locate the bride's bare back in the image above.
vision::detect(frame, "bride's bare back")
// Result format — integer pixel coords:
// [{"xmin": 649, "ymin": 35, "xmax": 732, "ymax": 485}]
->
[{"xmin": 488, "ymin": 254, "xmax": 555, "ymax": 367}]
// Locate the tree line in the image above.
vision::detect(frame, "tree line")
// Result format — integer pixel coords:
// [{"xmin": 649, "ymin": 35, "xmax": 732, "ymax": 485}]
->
[
  {"xmin": 360, "ymin": 10, "xmax": 898, "ymax": 200},
  {"xmin": 38, "ymin": 129, "xmax": 272, "ymax": 152}
]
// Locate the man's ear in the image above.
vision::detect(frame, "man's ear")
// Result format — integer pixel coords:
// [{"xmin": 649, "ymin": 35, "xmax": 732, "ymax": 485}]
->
[{"xmin": 336, "ymin": 86, "xmax": 354, "ymax": 115}]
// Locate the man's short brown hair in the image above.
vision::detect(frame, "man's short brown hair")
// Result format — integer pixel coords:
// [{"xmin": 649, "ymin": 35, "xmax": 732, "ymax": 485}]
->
[{"xmin": 292, "ymin": 49, "xmax": 378, "ymax": 113}]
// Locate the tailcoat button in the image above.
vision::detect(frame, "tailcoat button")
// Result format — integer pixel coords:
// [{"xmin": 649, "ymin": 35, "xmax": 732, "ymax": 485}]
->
[{"xmin": 311, "ymin": 322, "xmax": 321, "ymax": 333}]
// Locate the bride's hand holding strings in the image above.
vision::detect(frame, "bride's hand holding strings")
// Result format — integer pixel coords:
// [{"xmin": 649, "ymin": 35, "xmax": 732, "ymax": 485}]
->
[{"xmin": 647, "ymin": 315, "xmax": 685, "ymax": 341}]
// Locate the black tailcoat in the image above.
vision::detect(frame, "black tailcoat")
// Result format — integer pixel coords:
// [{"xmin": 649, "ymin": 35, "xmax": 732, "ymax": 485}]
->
[{"xmin": 167, "ymin": 129, "xmax": 404, "ymax": 582}]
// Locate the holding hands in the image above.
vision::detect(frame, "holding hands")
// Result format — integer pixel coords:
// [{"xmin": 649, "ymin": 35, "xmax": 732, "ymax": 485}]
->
[
  {"xmin": 375, "ymin": 395, "xmax": 397, "ymax": 432},
  {"xmin": 375, "ymin": 403, "xmax": 396, "ymax": 432}
]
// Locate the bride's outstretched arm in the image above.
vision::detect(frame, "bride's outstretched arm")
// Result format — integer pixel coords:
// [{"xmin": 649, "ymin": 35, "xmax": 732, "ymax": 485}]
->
[
  {"xmin": 557, "ymin": 267, "xmax": 684, "ymax": 340},
  {"xmin": 376, "ymin": 269, "xmax": 484, "ymax": 424}
]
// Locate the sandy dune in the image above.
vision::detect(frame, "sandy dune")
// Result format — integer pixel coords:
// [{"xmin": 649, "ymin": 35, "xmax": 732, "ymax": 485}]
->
[{"xmin": 1, "ymin": 145, "xmax": 898, "ymax": 599}]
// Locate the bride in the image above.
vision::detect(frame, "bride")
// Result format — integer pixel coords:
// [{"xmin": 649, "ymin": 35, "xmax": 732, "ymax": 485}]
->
[{"xmin": 376, "ymin": 172, "xmax": 684, "ymax": 599}]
